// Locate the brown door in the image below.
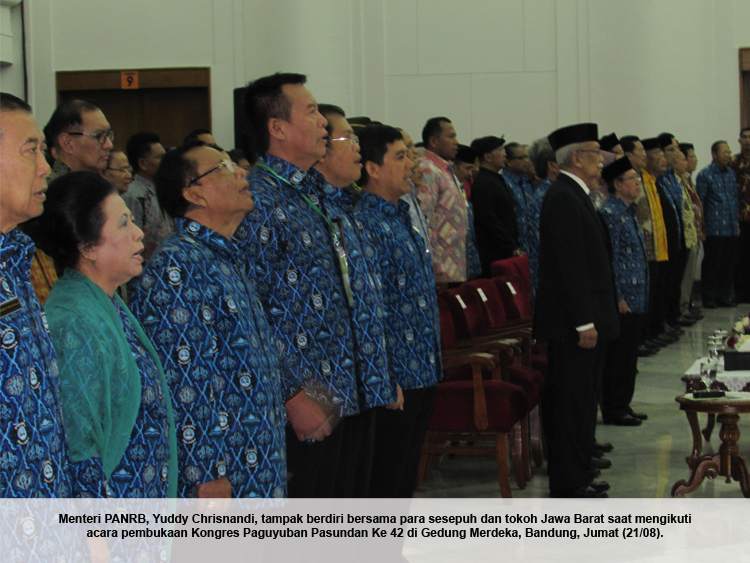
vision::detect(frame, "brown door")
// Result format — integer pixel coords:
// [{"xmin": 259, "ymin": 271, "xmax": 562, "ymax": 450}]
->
[{"xmin": 57, "ymin": 68, "xmax": 211, "ymax": 150}]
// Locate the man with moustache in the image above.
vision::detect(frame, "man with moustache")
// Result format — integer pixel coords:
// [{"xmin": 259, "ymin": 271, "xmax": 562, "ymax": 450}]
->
[
  {"xmin": 418, "ymin": 117, "xmax": 467, "ymax": 287},
  {"xmin": 535, "ymin": 123, "xmax": 619, "ymax": 498}
]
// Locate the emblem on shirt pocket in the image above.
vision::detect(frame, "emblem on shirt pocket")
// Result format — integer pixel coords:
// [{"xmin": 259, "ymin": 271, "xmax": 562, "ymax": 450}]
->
[
  {"xmin": 167, "ymin": 267, "xmax": 183, "ymax": 286},
  {"xmin": 237, "ymin": 372, "xmax": 254, "ymax": 392},
  {"xmin": 244, "ymin": 448, "xmax": 259, "ymax": 468},
  {"xmin": 176, "ymin": 345, "xmax": 192, "ymax": 365},
  {"xmin": 179, "ymin": 424, "xmax": 197, "ymax": 444}
]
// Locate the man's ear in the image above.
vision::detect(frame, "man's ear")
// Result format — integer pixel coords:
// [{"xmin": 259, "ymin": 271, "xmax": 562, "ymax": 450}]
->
[
  {"xmin": 365, "ymin": 160, "xmax": 380, "ymax": 181},
  {"xmin": 138, "ymin": 156, "xmax": 148, "ymax": 172},
  {"xmin": 79, "ymin": 242, "xmax": 97, "ymax": 262},
  {"xmin": 182, "ymin": 185, "xmax": 208, "ymax": 209},
  {"xmin": 268, "ymin": 118, "xmax": 287, "ymax": 143},
  {"xmin": 57, "ymin": 134, "xmax": 75, "ymax": 156}
]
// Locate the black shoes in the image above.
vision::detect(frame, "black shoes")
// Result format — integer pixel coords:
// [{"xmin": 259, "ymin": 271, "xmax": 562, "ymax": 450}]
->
[
  {"xmin": 629, "ymin": 410, "xmax": 648, "ymax": 421},
  {"xmin": 672, "ymin": 316, "xmax": 696, "ymax": 327},
  {"xmin": 590, "ymin": 457, "xmax": 612, "ymax": 469},
  {"xmin": 594, "ymin": 441, "xmax": 613, "ymax": 453},
  {"xmin": 638, "ymin": 345, "xmax": 656, "ymax": 357},
  {"xmin": 551, "ymin": 486, "xmax": 608, "ymax": 498},
  {"xmin": 589, "ymin": 480, "xmax": 610, "ymax": 493},
  {"xmin": 716, "ymin": 298, "xmax": 738, "ymax": 308},
  {"xmin": 603, "ymin": 413, "xmax": 642, "ymax": 426}
]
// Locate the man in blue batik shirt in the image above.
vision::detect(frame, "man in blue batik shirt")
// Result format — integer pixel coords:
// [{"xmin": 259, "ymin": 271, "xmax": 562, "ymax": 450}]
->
[
  {"xmin": 312, "ymin": 103, "xmax": 402, "ymax": 496},
  {"xmin": 130, "ymin": 142, "xmax": 287, "ymax": 498},
  {"xmin": 0, "ymin": 92, "xmax": 92, "ymax": 561},
  {"xmin": 503, "ymin": 142, "xmax": 536, "ymax": 252},
  {"xmin": 599, "ymin": 158, "xmax": 649, "ymax": 427},
  {"xmin": 697, "ymin": 140, "xmax": 740, "ymax": 308},
  {"xmin": 236, "ymin": 73, "xmax": 399, "ymax": 497},
  {"xmin": 356, "ymin": 124, "xmax": 442, "ymax": 497}
]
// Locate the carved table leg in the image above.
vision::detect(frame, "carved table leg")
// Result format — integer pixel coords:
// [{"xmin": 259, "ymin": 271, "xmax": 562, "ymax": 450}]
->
[
  {"xmin": 671, "ymin": 455, "xmax": 720, "ymax": 497},
  {"xmin": 686, "ymin": 411, "xmax": 703, "ymax": 461},
  {"xmin": 702, "ymin": 414, "xmax": 716, "ymax": 442},
  {"xmin": 717, "ymin": 414, "xmax": 741, "ymax": 482},
  {"xmin": 731, "ymin": 455, "xmax": 750, "ymax": 498}
]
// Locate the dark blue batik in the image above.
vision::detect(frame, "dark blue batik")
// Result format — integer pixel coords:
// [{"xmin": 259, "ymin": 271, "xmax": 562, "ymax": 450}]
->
[
  {"xmin": 323, "ymin": 184, "xmax": 396, "ymax": 410},
  {"xmin": 657, "ymin": 167, "xmax": 683, "ymax": 238},
  {"xmin": 696, "ymin": 162, "xmax": 739, "ymax": 237},
  {"xmin": 235, "ymin": 154, "xmax": 383, "ymax": 417},
  {"xmin": 600, "ymin": 196, "xmax": 649, "ymax": 314},
  {"xmin": 526, "ymin": 179, "xmax": 552, "ymax": 293},
  {"xmin": 503, "ymin": 170, "xmax": 536, "ymax": 252},
  {"xmin": 0, "ymin": 229, "xmax": 74, "ymax": 498},
  {"xmin": 355, "ymin": 192, "xmax": 442, "ymax": 390},
  {"xmin": 130, "ymin": 219, "xmax": 287, "ymax": 498}
]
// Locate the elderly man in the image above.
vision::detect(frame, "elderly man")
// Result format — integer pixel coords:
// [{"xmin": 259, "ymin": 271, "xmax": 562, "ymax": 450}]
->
[
  {"xmin": 470, "ymin": 135, "xmax": 521, "ymax": 277},
  {"xmin": 356, "ymin": 124, "xmax": 441, "ymax": 497},
  {"xmin": 535, "ymin": 123, "xmax": 619, "ymax": 498},
  {"xmin": 129, "ymin": 142, "xmax": 286, "ymax": 498},
  {"xmin": 732, "ymin": 127, "xmax": 750, "ymax": 303},
  {"xmin": 599, "ymin": 159, "xmax": 649, "ymax": 425},
  {"xmin": 237, "ymin": 73, "xmax": 396, "ymax": 497},
  {"xmin": 123, "ymin": 132, "xmax": 172, "ymax": 261},
  {"xmin": 697, "ymin": 140, "xmax": 739, "ymax": 308},
  {"xmin": 418, "ymin": 116, "xmax": 467, "ymax": 288},
  {"xmin": 312, "ymin": 103, "xmax": 400, "ymax": 496}
]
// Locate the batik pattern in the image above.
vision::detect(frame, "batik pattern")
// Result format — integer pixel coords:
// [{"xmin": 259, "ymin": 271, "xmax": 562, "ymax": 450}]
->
[{"xmin": 696, "ymin": 162, "xmax": 739, "ymax": 237}]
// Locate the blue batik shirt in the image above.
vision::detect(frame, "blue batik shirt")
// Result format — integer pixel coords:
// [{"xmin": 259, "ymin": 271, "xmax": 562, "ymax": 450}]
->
[
  {"xmin": 657, "ymin": 167, "xmax": 683, "ymax": 237},
  {"xmin": 320, "ymin": 184, "xmax": 396, "ymax": 410},
  {"xmin": 236, "ymin": 154, "xmax": 364, "ymax": 418},
  {"xmin": 600, "ymin": 196, "xmax": 649, "ymax": 314},
  {"xmin": 130, "ymin": 219, "xmax": 287, "ymax": 498},
  {"xmin": 526, "ymin": 179, "xmax": 552, "ymax": 292},
  {"xmin": 356, "ymin": 193, "xmax": 442, "ymax": 390},
  {"xmin": 696, "ymin": 162, "xmax": 739, "ymax": 237},
  {"xmin": 0, "ymin": 228, "xmax": 75, "ymax": 498},
  {"xmin": 466, "ymin": 202, "xmax": 482, "ymax": 280},
  {"xmin": 502, "ymin": 170, "xmax": 535, "ymax": 251}
]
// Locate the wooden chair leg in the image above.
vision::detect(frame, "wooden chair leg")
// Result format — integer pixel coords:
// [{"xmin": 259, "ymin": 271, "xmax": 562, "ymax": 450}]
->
[
  {"xmin": 530, "ymin": 405, "xmax": 543, "ymax": 467},
  {"xmin": 496, "ymin": 432, "xmax": 513, "ymax": 498},
  {"xmin": 510, "ymin": 422, "xmax": 526, "ymax": 489}
]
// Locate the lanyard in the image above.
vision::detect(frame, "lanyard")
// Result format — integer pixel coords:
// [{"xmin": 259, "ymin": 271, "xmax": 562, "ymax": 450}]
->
[{"xmin": 256, "ymin": 162, "xmax": 355, "ymax": 307}]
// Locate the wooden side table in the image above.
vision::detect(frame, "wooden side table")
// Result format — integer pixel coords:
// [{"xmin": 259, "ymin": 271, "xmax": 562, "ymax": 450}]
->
[{"xmin": 671, "ymin": 393, "xmax": 750, "ymax": 498}]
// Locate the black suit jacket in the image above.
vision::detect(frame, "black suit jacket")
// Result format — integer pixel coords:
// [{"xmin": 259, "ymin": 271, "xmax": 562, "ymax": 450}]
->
[
  {"xmin": 471, "ymin": 167, "xmax": 519, "ymax": 276},
  {"xmin": 533, "ymin": 172, "xmax": 619, "ymax": 343}
]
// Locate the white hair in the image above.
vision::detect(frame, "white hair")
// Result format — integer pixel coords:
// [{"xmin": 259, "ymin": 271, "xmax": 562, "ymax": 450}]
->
[{"xmin": 555, "ymin": 141, "xmax": 587, "ymax": 167}]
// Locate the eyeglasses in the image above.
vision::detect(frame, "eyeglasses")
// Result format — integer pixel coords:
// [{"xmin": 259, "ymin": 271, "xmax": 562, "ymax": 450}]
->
[
  {"xmin": 577, "ymin": 149, "xmax": 602, "ymax": 157},
  {"xmin": 107, "ymin": 166, "xmax": 133, "ymax": 174},
  {"xmin": 188, "ymin": 159, "xmax": 235, "ymax": 186},
  {"xmin": 330, "ymin": 134, "xmax": 359, "ymax": 146},
  {"xmin": 507, "ymin": 154, "xmax": 530, "ymax": 160},
  {"xmin": 621, "ymin": 174, "xmax": 642, "ymax": 183},
  {"xmin": 67, "ymin": 130, "xmax": 115, "ymax": 145}
]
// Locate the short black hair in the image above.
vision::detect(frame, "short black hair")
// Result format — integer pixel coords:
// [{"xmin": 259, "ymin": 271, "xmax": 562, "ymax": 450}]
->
[
  {"xmin": 711, "ymin": 140, "xmax": 728, "ymax": 155},
  {"xmin": 620, "ymin": 135, "xmax": 640, "ymax": 154},
  {"xmin": 242, "ymin": 72, "xmax": 307, "ymax": 163},
  {"xmin": 43, "ymin": 99, "xmax": 101, "ymax": 149},
  {"xmin": 184, "ymin": 128, "xmax": 212, "ymax": 145},
  {"xmin": 741, "ymin": 127, "xmax": 750, "ymax": 137},
  {"xmin": 657, "ymin": 132, "xmax": 675, "ymax": 149},
  {"xmin": 421, "ymin": 117, "xmax": 451, "ymax": 147},
  {"xmin": 126, "ymin": 132, "xmax": 161, "ymax": 173},
  {"xmin": 358, "ymin": 124, "xmax": 404, "ymax": 187},
  {"xmin": 24, "ymin": 171, "xmax": 116, "ymax": 272},
  {"xmin": 504, "ymin": 142, "xmax": 523, "ymax": 159},
  {"xmin": 678, "ymin": 143, "xmax": 694, "ymax": 159},
  {"xmin": 154, "ymin": 141, "xmax": 205, "ymax": 219},
  {"xmin": 227, "ymin": 148, "xmax": 248, "ymax": 165},
  {"xmin": 317, "ymin": 104, "xmax": 346, "ymax": 138},
  {"xmin": 0, "ymin": 93, "xmax": 32, "ymax": 141}
]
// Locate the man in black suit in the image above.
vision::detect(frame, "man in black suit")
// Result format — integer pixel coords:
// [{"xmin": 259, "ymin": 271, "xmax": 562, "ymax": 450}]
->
[
  {"xmin": 469, "ymin": 135, "xmax": 523, "ymax": 277},
  {"xmin": 534, "ymin": 123, "xmax": 620, "ymax": 498}
]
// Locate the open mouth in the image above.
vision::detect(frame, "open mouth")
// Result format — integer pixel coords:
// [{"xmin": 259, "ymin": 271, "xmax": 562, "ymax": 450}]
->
[
  {"xmin": 132, "ymin": 246, "xmax": 145, "ymax": 261},
  {"xmin": 33, "ymin": 188, "xmax": 47, "ymax": 199}
]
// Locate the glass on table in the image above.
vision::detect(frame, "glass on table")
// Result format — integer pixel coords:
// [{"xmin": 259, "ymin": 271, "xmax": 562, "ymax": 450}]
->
[{"xmin": 700, "ymin": 359, "xmax": 719, "ymax": 389}]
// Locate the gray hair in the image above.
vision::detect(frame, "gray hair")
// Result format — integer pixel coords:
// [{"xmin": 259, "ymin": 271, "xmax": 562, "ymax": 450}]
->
[
  {"xmin": 555, "ymin": 141, "xmax": 587, "ymax": 167},
  {"xmin": 528, "ymin": 137, "xmax": 555, "ymax": 178}
]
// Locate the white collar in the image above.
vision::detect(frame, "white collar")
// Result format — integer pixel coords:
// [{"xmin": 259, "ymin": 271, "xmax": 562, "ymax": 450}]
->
[{"xmin": 560, "ymin": 170, "xmax": 591, "ymax": 195}]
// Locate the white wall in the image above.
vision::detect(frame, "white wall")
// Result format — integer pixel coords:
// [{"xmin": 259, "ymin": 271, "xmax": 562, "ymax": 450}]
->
[
  {"xmin": 20, "ymin": 0, "xmax": 750, "ymax": 159},
  {"xmin": 0, "ymin": 1, "xmax": 26, "ymax": 99}
]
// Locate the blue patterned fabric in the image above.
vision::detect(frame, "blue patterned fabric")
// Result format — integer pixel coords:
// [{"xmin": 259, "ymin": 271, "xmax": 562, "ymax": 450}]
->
[
  {"xmin": 356, "ymin": 193, "xmax": 442, "ymax": 390},
  {"xmin": 465, "ymin": 202, "xmax": 482, "ymax": 279},
  {"xmin": 526, "ymin": 179, "xmax": 552, "ymax": 292},
  {"xmin": 502, "ymin": 170, "xmax": 535, "ymax": 251},
  {"xmin": 657, "ymin": 168, "xmax": 683, "ymax": 238},
  {"xmin": 236, "ymin": 154, "xmax": 395, "ymax": 417},
  {"xmin": 696, "ymin": 162, "xmax": 739, "ymax": 237},
  {"xmin": 600, "ymin": 196, "xmax": 649, "ymax": 314},
  {"xmin": 130, "ymin": 218, "xmax": 287, "ymax": 498},
  {"xmin": 0, "ymin": 229, "xmax": 75, "ymax": 498}
]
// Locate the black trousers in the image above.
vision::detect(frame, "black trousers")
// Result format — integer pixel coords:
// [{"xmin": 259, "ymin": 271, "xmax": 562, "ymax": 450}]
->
[
  {"xmin": 368, "ymin": 386, "xmax": 437, "ymax": 498},
  {"xmin": 701, "ymin": 236, "xmax": 739, "ymax": 303},
  {"xmin": 602, "ymin": 313, "xmax": 645, "ymax": 419},
  {"xmin": 543, "ymin": 340, "xmax": 608, "ymax": 492},
  {"xmin": 735, "ymin": 222, "xmax": 750, "ymax": 302},
  {"xmin": 645, "ymin": 261, "xmax": 666, "ymax": 339},
  {"xmin": 667, "ymin": 248, "xmax": 689, "ymax": 321},
  {"xmin": 285, "ymin": 410, "xmax": 375, "ymax": 498}
]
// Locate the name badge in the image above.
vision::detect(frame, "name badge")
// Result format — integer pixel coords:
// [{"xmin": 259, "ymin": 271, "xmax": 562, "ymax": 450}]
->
[{"xmin": 0, "ymin": 298, "xmax": 21, "ymax": 318}]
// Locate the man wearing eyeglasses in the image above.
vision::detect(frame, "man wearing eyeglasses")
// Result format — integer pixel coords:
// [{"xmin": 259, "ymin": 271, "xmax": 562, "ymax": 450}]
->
[
  {"xmin": 599, "ymin": 158, "xmax": 649, "ymax": 426},
  {"xmin": 503, "ymin": 142, "xmax": 536, "ymax": 253},
  {"xmin": 123, "ymin": 132, "xmax": 173, "ymax": 261}
]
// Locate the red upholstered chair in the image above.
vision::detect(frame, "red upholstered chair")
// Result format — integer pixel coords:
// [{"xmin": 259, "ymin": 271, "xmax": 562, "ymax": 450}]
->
[
  {"xmin": 493, "ymin": 274, "xmax": 534, "ymax": 321},
  {"xmin": 419, "ymin": 352, "xmax": 531, "ymax": 498},
  {"xmin": 490, "ymin": 255, "xmax": 532, "ymax": 294}
]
